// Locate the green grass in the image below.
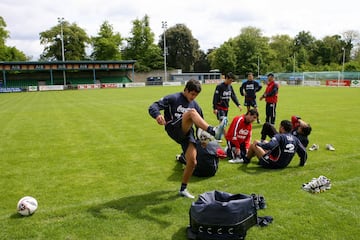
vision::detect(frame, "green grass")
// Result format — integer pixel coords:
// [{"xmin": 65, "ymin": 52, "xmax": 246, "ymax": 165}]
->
[{"xmin": 0, "ymin": 85, "xmax": 359, "ymax": 239}]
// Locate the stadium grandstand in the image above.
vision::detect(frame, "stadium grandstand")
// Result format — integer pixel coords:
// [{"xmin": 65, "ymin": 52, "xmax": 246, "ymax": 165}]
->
[{"xmin": 0, "ymin": 60, "xmax": 136, "ymax": 91}]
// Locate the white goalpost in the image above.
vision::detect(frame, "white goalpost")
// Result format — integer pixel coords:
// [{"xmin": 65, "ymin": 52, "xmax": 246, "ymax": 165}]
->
[{"xmin": 302, "ymin": 71, "xmax": 340, "ymax": 86}]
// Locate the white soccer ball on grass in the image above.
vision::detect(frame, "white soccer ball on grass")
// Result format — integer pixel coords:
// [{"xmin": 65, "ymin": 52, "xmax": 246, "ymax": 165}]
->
[
  {"xmin": 17, "ymin": 196, "xmax": 38, "ymax": 216},
  {"xmin": 197, "ymin": 128, "xmax": 213, "ymax": 144}
]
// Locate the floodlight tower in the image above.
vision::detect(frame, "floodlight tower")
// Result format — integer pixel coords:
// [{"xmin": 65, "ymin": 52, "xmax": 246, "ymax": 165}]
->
[
  {"xmin": 257, "ymin": 56, "xmax": 260, "ymax": 78},
  {"xmin": 293, "ymin": 53, "xmax": 296, "ymax": 73},
  {"xmin": 57, "ymin": 17, "xmax": 66, "ymax": 86},
  {"xmin": 342, "ymin": 47, "xmax": 345, "ymax": 80},
  {"xmin": 162, "ymin": 21, "xmax": 168, "ymax": 82}
]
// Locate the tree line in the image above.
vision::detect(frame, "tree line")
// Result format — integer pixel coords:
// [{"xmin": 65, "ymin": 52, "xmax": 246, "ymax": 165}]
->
[{"xmin": 1, "ymin": 15, "xmax": 360, "ymax": 76}]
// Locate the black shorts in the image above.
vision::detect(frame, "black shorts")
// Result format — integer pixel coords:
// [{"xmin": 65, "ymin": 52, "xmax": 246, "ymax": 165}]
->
[
  {"xmin": 258, "ymin": 154, "xmax": 282, "ymax": 169},
  {"xmin": 226, "ymin": 141, "xmax": 247, "ymax": 159},
  {"xmin": 166, "ymin": 120, "xmax": 196, "ymax": 153},
  {"xmin": 244, "ymin": 98, "xmax": 257, "ymax": 107}
]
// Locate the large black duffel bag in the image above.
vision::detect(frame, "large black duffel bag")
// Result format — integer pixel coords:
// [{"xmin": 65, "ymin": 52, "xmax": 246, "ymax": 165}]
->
[{"xmin": 187, "ymin": 190, "xmax": 258, "ymax": 240}]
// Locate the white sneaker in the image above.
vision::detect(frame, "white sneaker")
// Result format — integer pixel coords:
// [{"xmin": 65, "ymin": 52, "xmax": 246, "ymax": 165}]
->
[
  {"xmin": 309, "ymin": 144, "xmax": 319, "ymax": 151},
  {"xmin": 179, "ymin": 189, "xmax": 195, "ymax": 199},
  {"xmin": 214, "ymin": 117, "xmax": 228, "ymax": 140},
  {"xmin": 317, "ymin": 175, "xmax": 332, "ymax": 191},
  {"xmin": 228, "ymin": 158, "xmax": 244, "ymax": 164},
  {"xmin": 302, "ymin": 176, "xmax": 331, "ymax": 193},
  {"xmin": 302, "ymin": 178, "xmax": 320, "ymax": 193},
  {"xmin": 326, "ymin": 144, "xmax": 335, "ymax": 151}
]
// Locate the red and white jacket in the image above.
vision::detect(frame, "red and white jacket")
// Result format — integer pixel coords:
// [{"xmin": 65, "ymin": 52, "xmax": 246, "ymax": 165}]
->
[{"xmin": 225, "ymin": 115, "xmax": 252, "ymax": 150}]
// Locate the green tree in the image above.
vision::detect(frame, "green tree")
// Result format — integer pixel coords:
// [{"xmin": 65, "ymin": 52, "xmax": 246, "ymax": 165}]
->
[
  {"xmin": 90, "ymin": 21, "xmax": 123, "ymax": 60},
  {"xmin": 210, "ymin": 41, "xmax": 237, "ymax": 74},
  {"xmin": 0, "ymin": 16, "xmax": 9, "ymax": 46},
  {"xmin": 123, "ymin": 15, "xmax": 163, "ymax": 71},
  {"xmin": 342, "ymin": 30, "xmax": 360, "ymax": 71},
  {"xmin": 194, "ymin": 49, "xmax": 211, "ymax": 72},
  {"xmin": 293, "ymin": 31, "xmax": 316, "ymax": 67},
  {"xmin": 39, "ymin": 20, "xmax": 90, "ymax": 61},
  {"xmin": 269, "ymin": 34, "xmax": 293, "ymax": 72},
  {"xmin": 0, "ymin": 16, "xmax": 27, "ymax": 61},
  {"xmin": 141, "ymin": 44, "xmax": 164, "ymax": 70},
  {"xmin": 314, "ymin": 35, "xmax": 345, "ymax": 66},
  {"xmin": 296, "ymin": 46, "xmax": 311, "ymax": 71},
  {"xmin": 160, "ymin": 24, "xmax": 200, "ymax": 72},
  {"xmin": 233, "ymin": 26, "xmax": 270, "ymax": 75}
]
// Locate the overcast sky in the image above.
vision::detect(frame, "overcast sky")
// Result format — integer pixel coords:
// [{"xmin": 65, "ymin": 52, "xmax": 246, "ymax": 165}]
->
[{"xmin": 1, "ymin": 0, "xmax": 359, "ymax": 60}]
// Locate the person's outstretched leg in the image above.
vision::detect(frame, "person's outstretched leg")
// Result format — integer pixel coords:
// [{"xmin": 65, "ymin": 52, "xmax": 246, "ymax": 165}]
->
[
  {"xmin": 182, "ymin": 109, "xmax": 227, "ymax": 140},
  {"xmin": 261, "ymin": 122, "xmax": 277, "ymax": 141}
]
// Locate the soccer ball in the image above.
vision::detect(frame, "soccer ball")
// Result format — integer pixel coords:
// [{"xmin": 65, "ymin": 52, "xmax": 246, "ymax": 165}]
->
[
  {"xmin": 17, "ymin": 196, "xmax": 38, "ymax": 216},
  {"xmin": 197, "ymin": 128, "xmax": 212, "ymax": 144}
]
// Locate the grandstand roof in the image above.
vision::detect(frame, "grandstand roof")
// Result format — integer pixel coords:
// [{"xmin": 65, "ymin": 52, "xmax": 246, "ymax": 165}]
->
[{"xmin": 0, "ymin": 60, "xmax": 136, "ymax": 71}]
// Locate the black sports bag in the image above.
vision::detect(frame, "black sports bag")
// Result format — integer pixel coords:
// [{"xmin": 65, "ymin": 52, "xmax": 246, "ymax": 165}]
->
[{"xmin": 187, "ymin": 190, "xmax": 258, "ymax": 240}]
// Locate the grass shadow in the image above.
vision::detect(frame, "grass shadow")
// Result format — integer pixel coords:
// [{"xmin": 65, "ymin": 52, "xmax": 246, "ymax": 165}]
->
[
  {"xmin": 9, "ymin": 213, "xmax": 29, "ymax": 219},
  {"xmin": 88, "ymin": 190, "xmax": 177, "ymax": 228},
  {"xmin": 238, "ymin": 162, "xmax": 297, "ymax": 174},
  {"xmin": 171, "ymin": 226, "xmax": 189, "ymax": 240},
  {"xmin": 167, "ymin": 162, "xmax": 184, "ymax": 182}
]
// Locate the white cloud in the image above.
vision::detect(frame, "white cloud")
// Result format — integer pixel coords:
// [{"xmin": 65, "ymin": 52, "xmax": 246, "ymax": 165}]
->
[{"xmin": 2, "ymin": 0, "xmax": 359, "ymax": 60}]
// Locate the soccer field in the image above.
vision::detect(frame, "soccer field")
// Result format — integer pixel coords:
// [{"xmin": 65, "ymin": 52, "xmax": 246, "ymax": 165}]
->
[{"xmin": 0, "ymin": 85, "xmax": 359, "ymax": 239}]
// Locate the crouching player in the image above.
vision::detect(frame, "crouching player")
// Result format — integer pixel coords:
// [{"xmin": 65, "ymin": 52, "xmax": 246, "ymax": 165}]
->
[
  {"xmin": 225, "ymin": 109, "xmax": 259, "ymax": 163},
  {"xmin": 176, "ymin": 129, "xmax": 227, "ymax": 177}
]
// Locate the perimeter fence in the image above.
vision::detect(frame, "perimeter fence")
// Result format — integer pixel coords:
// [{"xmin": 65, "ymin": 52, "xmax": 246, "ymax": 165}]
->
[{"xmin": 273, "ymin": 71, "xmax": 360, "ymax": 87}]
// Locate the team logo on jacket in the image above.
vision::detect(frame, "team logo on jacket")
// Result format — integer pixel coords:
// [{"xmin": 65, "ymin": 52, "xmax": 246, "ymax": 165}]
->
[
  {"xmin": 175, "ymin": 105, "xmax": 191, "ymax": 118},
  {"xmin": 237, "ymin": 129, "xmax": 249, "ymax": 139},
  {"xmin": 221, "ymin": 91, "xmax": 232, "ymax": 99}
]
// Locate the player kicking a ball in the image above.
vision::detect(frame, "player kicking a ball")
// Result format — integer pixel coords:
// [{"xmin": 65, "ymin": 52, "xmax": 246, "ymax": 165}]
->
[{"xmin": 149, "ymin": 79, "xmax": 227, "ymax": 199}]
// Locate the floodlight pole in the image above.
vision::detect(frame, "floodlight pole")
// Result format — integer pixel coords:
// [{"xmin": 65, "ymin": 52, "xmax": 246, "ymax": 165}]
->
[
  {"xmin": 293, "ymin": 53, "xmax": 296, "ymax": 73},
  {"xmin": 58, "ymin": 17, "xmax": 66, "ymax": 87},
  {"xmin": 162, "ymin": 21, "xmax": 168, "ymax": 82},
  {"xmin": 341, "ymin": 47, "xmax": 345, "ymax": 81},
  {"xmin": 257, "ymin": 56, "xmax": 260, "ymax": 78}
]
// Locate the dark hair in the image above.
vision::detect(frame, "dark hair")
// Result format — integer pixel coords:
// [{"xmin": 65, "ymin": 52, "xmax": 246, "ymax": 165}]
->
[
  {"xmin": 247, "ymin": 109, "xmax": 259, "ymax": 117},
  {"xmin": 184, "ymin": 79, "xmax": 202, "ymax": 93},
  {"xmin": 226, "ymin": 72, "xmax": 236, "ymax": 80},
  {"xmin": 280, "ymin": 120, "xmax": 292, "ymax": 132},
  {"xmin": 302, "ymin": 124, "xmax": 312, "ymax": 136}
]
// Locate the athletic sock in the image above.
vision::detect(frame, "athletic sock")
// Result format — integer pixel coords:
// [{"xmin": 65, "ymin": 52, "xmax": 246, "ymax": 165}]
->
[
  {"xmin": 180, "ymin": 183, "xmax": 187, "ymax": 192},
  {"xmin": 206, "ymin": 126, "xmax": 215, "ymax": 136}
]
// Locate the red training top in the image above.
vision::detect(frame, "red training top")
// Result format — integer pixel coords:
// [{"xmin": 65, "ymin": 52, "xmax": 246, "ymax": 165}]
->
[
  {"xmin": 225, "ymin": 114, "xmax": 252, "ymax": 150},
  {"xmin": 264, "ymin": 81, "xmax": 278, "ymax": 103}
]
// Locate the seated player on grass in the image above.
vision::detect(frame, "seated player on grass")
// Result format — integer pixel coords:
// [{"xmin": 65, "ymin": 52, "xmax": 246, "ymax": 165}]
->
[
  {"xmin": 260, "ymin": 115, "xmax": 312, "ymax": 147},
  {"xmin": 244, "ymin": 120, "xmax": 307, "ymax": 169}
]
